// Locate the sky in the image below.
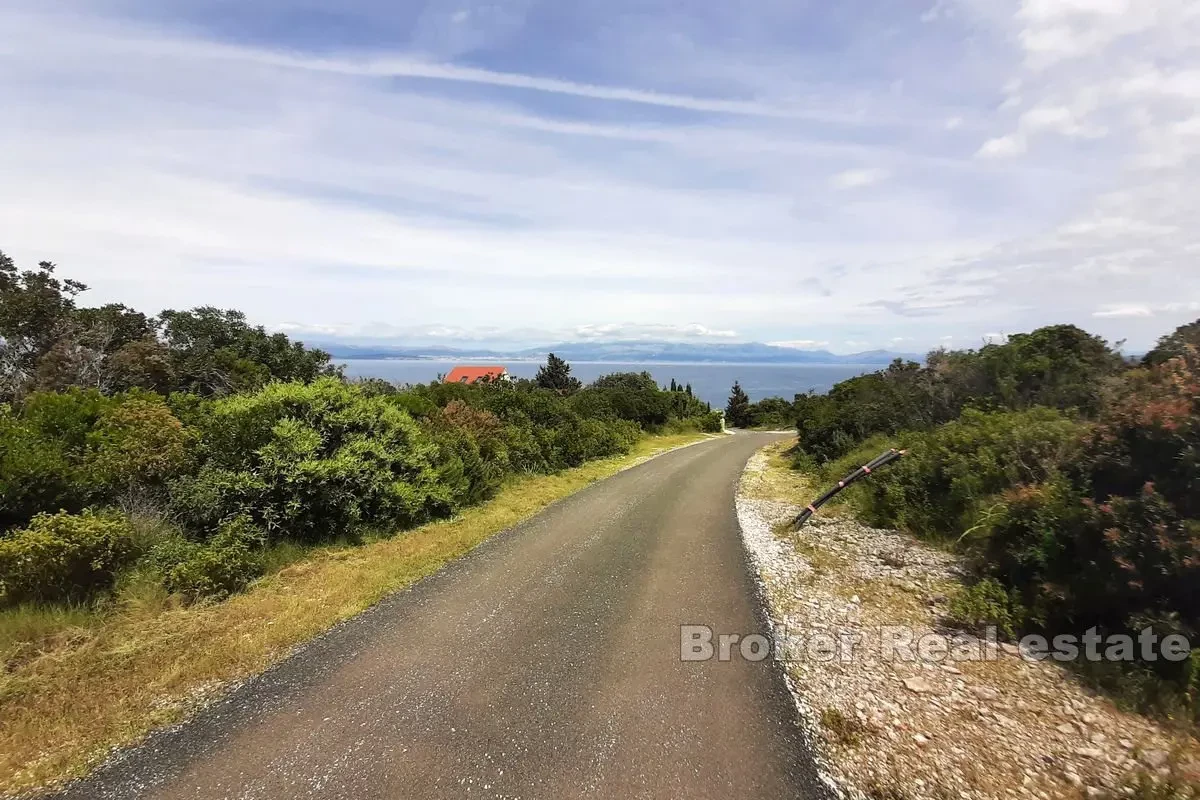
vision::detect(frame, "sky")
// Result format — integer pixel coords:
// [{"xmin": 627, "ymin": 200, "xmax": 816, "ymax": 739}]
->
[{"xmin": 0, "ymin": 0, "xmax": 1197, "ymax": 354}]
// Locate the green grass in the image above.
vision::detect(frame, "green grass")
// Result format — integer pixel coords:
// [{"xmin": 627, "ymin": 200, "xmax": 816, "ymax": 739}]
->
[{"xmin": 0, "ymin": 431, "xmax": 713, "ymax": 796}]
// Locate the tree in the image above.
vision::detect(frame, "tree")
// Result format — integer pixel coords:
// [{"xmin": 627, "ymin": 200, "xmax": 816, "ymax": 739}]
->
[
  {"xmin": 1144, "ymin": 318, "xmax": 1200, "ymax": 366},
  {"xmin": 159, "ymin": 307, "xmax": 338, "ymax": 396},
  {"xmin": 584, "ymin": 371, "xmax": 670, "ymax": 428},
  {"xmin": 534, "ymin": 352, "xmax": 581, "ymax": 396},
  {"xmin": 0, "ymin": 253, "xmax": 88, "ymax": 399},
  {"xmin": 726, "ymin": 381, "xmax": 752, "ymax": 428}
]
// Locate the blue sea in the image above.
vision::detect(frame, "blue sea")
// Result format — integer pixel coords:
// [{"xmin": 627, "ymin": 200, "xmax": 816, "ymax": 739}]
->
[{"xmin": 338, "ymin": 360, "xmax": 878, "ymax": 408}]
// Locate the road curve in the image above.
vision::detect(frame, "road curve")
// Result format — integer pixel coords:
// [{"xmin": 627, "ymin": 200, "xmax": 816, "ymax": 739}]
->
[{"xmin": 55, "ymin": 432, "xmax": 829, "ymax": 800}]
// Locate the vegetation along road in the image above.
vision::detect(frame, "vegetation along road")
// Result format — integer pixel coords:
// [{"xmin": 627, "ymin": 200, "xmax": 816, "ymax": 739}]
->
[{"xmin": 55, "ymin": 432, "xmax": 829, "ymax": 800}]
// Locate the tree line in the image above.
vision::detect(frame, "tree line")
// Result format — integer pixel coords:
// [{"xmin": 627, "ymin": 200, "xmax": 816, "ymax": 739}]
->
[{"xmin": 0, "ymin": 251, "xmax": 721, "ymax": 607}]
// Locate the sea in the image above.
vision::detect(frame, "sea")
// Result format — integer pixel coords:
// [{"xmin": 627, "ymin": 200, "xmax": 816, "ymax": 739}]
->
[{"xmin": 338, "ymin": 360, "xmax": 878, "ymax": 408}]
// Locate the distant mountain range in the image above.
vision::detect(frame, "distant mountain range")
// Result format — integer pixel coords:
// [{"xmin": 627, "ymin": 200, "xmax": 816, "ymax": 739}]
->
[{"xmin": 312, "ymin": 339, "xmax": 923, "ymax": 365}]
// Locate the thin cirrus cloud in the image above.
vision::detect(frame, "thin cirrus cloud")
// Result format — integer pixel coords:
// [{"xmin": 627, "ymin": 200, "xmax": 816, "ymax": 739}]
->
[{"xmin": 0, "ymin": 0, "xmax": 1196, "ymax": 354}]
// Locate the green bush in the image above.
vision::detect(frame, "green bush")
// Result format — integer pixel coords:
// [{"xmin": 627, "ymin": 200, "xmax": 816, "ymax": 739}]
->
[
  {"xmin": 85, "ymin": 397, "xmax": 194, "ymax": 492},
  {"xmin": 0, "ymin": 408, "xmax": 84, "ymax": 530},
  {"xmin": 851, "ymin": 407, "xmax": 1086, "ymax": 537},
  {"xmin": 580, "ymin": 372, "xmax": 672, "ymax": 429},
  {"xmin": 0, "ymin": 390, "xmax": 116, "ymax": 529},
  {"xmin": 945, "ymin": 578, "xmax": 1025, "ymax": 639},
  {"xmin": 146, "ymin": 516, "xmax": 265, "ymax": 601},
  {"xmin": 1, "ymin": 390, "xmax": 196, "ymax": 531},
  {"xmin": 793, "ymin": 325, "xmax": 1123, "ymax": 464},
  {"xmin": 172, "ymin": 378, "xmax": 448, "ymax": 541},
  {"xmin": 697, "ymin": 410, "xmax": 724, "ymax": 433},
  {"xmin": 0, "ymin": 510, "xmax": 135, "ymax": 605}
]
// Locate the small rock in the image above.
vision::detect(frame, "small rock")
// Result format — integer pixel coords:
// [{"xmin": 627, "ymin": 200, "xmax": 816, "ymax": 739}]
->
[
  {"xmin": 913, "ymin": 733, "xmax": 929, "ymax": 746},
  {"xmin": 1141, "ymin": 749, "xmax": 1170, "ymax": 769},
  {"xmin": 1064, "ymin": 772, "xmax": 1083, "ymax": 787},
  {"xmin": 1056, "ymin": 723, "xmax": 1076, "ymax": 735},
  {"xmin": 1074, "ymin": 747, "xmax": 1104, "ymax": 759},
  {"xmin": 973, "ymin": 686, "xmax": 1000, "ymax": 701},
  {"xmin": 903, "ymin": 677, "xmax": 937, "ymax": 694}
]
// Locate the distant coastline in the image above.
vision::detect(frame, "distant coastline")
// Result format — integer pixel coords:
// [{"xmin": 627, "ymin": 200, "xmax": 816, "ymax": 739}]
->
[{"xmin": 313, "ymin": 339, "xmax": 922, "ymax": 366}]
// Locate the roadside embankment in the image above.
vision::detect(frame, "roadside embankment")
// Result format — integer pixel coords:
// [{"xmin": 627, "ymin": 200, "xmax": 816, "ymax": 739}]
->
[{"xmin": 737, "ymin": 439, "xmax": 1200, "ymax": 800}]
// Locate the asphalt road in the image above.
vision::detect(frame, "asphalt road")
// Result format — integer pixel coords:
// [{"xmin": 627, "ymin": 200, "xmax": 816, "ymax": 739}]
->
[{"xmin": 56, "ymin": 432, "xmax": 829, "ymax": 800}]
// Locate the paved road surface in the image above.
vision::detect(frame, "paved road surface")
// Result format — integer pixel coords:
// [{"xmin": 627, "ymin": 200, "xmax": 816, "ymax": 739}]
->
[{"xmin": 57, "ymin": 433, "xmax": 829, "ymax": 800}]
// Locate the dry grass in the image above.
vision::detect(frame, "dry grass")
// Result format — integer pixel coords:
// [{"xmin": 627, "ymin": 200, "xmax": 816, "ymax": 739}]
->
[
  {"xmin": 0, "ymin": 431, "xmax": 712, "ymax": 796},
  {"xmin": 820, "ymin": 707, "xmax": 874, "ymax": 747},
  {"xmin": 738, "ymin": 438, "xmax": 818, "ymax": 501}
]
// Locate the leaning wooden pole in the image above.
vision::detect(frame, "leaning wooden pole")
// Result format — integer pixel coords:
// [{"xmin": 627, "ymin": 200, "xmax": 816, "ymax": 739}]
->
[{"xmin": 792, "ymin": 448, "xmax": 907, "ymax": 529}]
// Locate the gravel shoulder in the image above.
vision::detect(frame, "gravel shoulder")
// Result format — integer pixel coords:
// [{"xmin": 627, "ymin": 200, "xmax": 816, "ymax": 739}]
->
[{"xmin": 736, "ymin": 439, "xmax": 1200, "ymax": 800}]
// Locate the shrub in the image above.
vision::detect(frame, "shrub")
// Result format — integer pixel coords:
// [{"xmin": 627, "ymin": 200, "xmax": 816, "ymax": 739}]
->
[
  {"xmin": 423, "ymin": 403, "xmax": 510, "ymax": 508},
  {"xmin": 173, "ymin": 378, "xmax": 447, "ymax": 541},
  {"xmin": 0, "ymin": 390, "xmax": 117, "ymax": 529},
  {"xmin": 793, "ymin": 325, "xmax": 1123, "ymax": 464},
  {"xmin": 146, "ymin": 516, "xmax": 265, "ymax": 601},
  {"xmin": 945, "ymin": 578, "xmax": 1025, "ymax": 639},
  {"xmin": 1, "ymin": 390, "xmax": 195, "ymax": 531},
  {"xmin": 85, "ymin": 397, "xmax": 194, "ymax": 493},
  {"xmin": 583, "ymin": 372, "xmax": 671, "ymax": 429},
  {"xmin": 0, "ymin": 408, "xmax": 85, "ymax": 530},
  {"xmin": 852, "ymin": 407, "xmax": 1086, "ymax": 537},
  {"xmin": 0, "ymin": 510, "xmax": 135, "ymax": 605}
]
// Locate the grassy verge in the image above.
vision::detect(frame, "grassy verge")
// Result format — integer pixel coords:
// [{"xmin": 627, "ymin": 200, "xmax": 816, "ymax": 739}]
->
[{"xmin": 0, "ymin": 431, "xmax": 713, "ymax": 796}]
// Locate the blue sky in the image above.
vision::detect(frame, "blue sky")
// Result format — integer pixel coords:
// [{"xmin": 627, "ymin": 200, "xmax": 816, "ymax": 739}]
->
[{"xmin": 1, "ymin": 0, "xmax": 1197, "ymax": 352}]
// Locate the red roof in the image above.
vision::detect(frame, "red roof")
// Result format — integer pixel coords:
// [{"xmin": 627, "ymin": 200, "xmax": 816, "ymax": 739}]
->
[{"xmin": 444, "ymin": 365, "xmax": 508, "ymax": 384}]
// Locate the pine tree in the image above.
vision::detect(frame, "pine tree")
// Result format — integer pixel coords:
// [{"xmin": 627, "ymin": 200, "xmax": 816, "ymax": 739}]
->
[
  {"xmin": 669, "ymin": 377, "xmax": 678, "ymax": 392},
  {"xmin": 685, "ymin": 383, "xmax": 693, "ymax": 396},
  {"xmin": 725, "ymin": 381, "xmax": 752, "ymax": 428},
  {"xmin": 535, "ymin": 352, "xmax": 582, "ymax": 395}
]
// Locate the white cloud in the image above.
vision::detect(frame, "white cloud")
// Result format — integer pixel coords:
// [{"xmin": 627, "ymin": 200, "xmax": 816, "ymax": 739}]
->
[
  {"xmin": 572, "ymin": 323, "xmax": 739, "ymax": 341},
  {"xmin": 0, "ymin": 2, "xmax": 1196, "ymax": 355},
  {"xmin": 1092, "ymin": 304, "xmax": 1153, "ymax": 318},
  {"xmin": 1094, "ymin": 302, "xmax": 1200, "ymax": 318},
  {"xmin": 976, "ymin": 134, "xmax": 1027, "ymax": 158},
  {"xmin": 830, "ymin": 168, "xmax": 890, "ymax": 189}
]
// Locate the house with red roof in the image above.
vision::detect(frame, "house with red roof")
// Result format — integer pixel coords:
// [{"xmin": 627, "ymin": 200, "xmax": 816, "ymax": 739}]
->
[{"xmin": 443, "ymin": 365, "xmax": 510, "ymax": 384}]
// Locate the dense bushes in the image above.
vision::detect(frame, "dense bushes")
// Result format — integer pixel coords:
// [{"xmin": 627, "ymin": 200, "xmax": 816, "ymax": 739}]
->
[
  {"xmin": 170, "ymin": 379, "xmax": 449, "ymax": 541},
  {"xmin": 0, "ymin": 251, "xmax": 718, "ymax": 609},
  {"xmin": 0, "ymin": 373, "xmax": 673, "ymax": 607},
  {"xmin": 0, "ymin": 390, "xmax": 190, "ymax": 528},
  {"xmin": 791, "ymin": 324, "xmax": 1124, "ymax": 463},
  {"xmin": 146, "ymin": 516, "xmax": 266, "ymax": 601},
  {"xmin": 0, "ymin": 510, "xmax": 134, "ymax": 604},
  {"xmin": 847, "ymin": 407, "xmax": 1086, "ymax": 537},
  {"xmin": 792, "ymin": 321, "xmax": 1200, "ymax": 720}
]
